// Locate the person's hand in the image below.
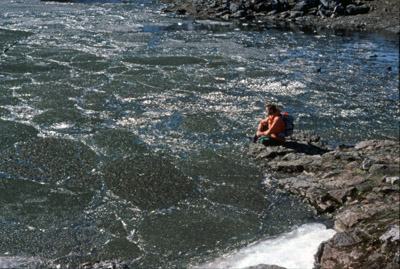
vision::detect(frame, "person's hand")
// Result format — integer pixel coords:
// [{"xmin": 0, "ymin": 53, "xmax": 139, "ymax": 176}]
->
[{"xmin": 256, "ymin": 131, "xmax": 263, "ymax": 137}]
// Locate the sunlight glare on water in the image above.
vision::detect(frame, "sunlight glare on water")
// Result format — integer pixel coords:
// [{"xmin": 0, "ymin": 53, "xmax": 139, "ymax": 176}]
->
[{"xmin": 0, "ymin": 0, "xmax": 398, "ymax": 267}]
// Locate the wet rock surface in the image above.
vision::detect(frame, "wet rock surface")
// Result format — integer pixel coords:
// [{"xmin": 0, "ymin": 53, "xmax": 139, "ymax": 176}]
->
[
  {"xmin": 161, "ymin": 0, "xmax": 400, "ymax": 34},
  {"xmin": 247, "ymin": 131, "xmax": 399, "ymax": 268}
]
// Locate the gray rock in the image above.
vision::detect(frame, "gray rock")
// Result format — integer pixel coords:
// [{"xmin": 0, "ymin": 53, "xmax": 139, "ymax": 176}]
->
[
  {"xmin": 248, "ymin": 143, "xmax": 294, "ymax": 159},
  {"xmin": 275, "ymin": 160, "xmax": 305, "ymax": 172},
  {"xmin": 293, "ymin": 1, "xmax": 309, "ymax": 11},
  {"xmin": 378, "ymin": 185, "xmax": 399, "ymax": 194},
  {"xmin": 221, "ymin": 14, "xmax": 230, "ymax": 20},
  {"xmin": 330, "ymin": 231, "xmax": 361, "ymax": 248},
  {"xmin": 326, "ymin": 188, "xmax": 356, "ymax": 204},
  {"xmin": 293, "ymin": 0, "xmax": 318, "ymax": 11},
  {"xmin": 230, "ymin": 3, "xmax": 241, "ymax": 13},
  {"xmin": 334, "ymin": 210, "xmax": 363, "ymax": 231},
  {"xmin": 354, "ymin": 140, "xmax": 376, "ymax": 150},
  {"xmin": 333, "ymin": 4, "xmax": 345, "ymax": 15},
  {"xmin": 380, "ymin": 140, "xmax": 398, "ymax": 147},
  {"xmin": 346, "ymin": 161, "xmax": 359, "ymax": 169},
  {"xmin": 380, "ymin": 225, "xmax": 400, "ymax": 242},
  {"xmin": 281, "ymin": 152, "xmax": 299, "ymax": 161},
  {"xmin": 290, "ymin": 10, "xmax": 304, "ymax": 18},
  {"xmin": 207, "ymin": 1, "xmax": 217, "ymax": 8},
  {"xmin": 216, "ymin": 5, "xmax": 228, "ymax": 12},
  {"xmin": 232, "ymin": 10, "xmax": 247, "ymax": 18},
  {"xmin": 216, "ymin": 10, "xmax": 230, "ymax": 17},
  {"xmin": 361, "ymin": 158, "xmax": 374, "ymax": 170},
  {"xmin": 323, "ymin": 150, "xmax": 357, "ymax": 162},
  {"xmin": 278, "ymin": 11, "xmax": 291, "ymax": 19},
  {"xmin": 307, "ymin": 7, "xmax": 318, "ymax": 15},
  {"xmin": 346, "ymin": 4, "xmax": 370, "ymax": 15},
  {"xmin": 369, "ymin": 164, "xmax": 400, "ymax": 175},
  {"xmin": 291, "ymin": 175, "xmax": 319, "ymax": 189},
  {"xmin": 384, "ymin": 176, "xmax": 400, "ymax": 185},
  {"xmin": 319, "ymin": 0, "xmax": 340, "ymax": 10},
  {"xmin": 318, "ymin": 9, "xmax": 331, "ymax": 17},
  {"xmin": 254, "ymin": 2, "xmax": 273, "ymax": 12}
]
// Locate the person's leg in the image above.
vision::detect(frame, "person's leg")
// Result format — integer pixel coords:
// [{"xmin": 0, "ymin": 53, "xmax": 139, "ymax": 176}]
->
[
  {"xmin": 259, "ymin": 136, "xmax": 282, "ymax": 146},
  {"xmin": 253, "ymin": 134, "xmax": 258, "ymax": 143}
]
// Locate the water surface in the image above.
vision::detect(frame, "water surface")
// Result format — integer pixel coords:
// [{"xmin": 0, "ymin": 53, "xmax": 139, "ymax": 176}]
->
[{"xmin": 0, "ymin": 0, "xmax": 398, "ymax": 267}]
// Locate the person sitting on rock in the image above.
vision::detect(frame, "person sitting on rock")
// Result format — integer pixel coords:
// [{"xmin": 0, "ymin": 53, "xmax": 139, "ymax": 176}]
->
[{"xmin": 253, "ymin": 103, "xmax": 286, "ymax": 146}]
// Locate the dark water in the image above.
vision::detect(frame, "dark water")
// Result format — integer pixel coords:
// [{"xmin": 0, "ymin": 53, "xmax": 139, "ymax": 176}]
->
[{"xmin": 0, "ymin": 0, "xmax": 398, "ymax": 267}]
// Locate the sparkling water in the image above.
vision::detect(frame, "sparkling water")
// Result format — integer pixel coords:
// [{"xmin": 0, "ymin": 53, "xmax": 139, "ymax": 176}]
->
[{"xmin": 0, "ymin": 0, "xmax": 398, "ymax": 267}]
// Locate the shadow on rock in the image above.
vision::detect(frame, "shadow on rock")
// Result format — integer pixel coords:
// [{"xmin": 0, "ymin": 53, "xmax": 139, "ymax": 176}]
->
[
  {"xmin": 248, "ymin": 130, "xmax": 331, "ymax": 161},
  {"xmin": 281, "ymin": 141, "xmax": 330, "ymax": 155}
]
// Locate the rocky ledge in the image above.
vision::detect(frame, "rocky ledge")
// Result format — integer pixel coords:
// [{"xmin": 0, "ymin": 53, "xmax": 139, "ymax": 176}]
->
[
  {"xmin": 161, "ymin": 0, "xmax": 400, "ymax": 34},
  {"xmin": 248, "ymin": 130, "xmax": 399, "ymax": 268}
]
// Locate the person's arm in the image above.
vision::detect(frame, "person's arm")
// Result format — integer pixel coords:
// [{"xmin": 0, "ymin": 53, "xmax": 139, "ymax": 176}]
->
[
  {"xmin": 257, "ymin": 119, "xmax": 268, "ymax": 137},
  {"xmin": 264, "ymin": 117, "xmax": 282, "ymax": 136}
]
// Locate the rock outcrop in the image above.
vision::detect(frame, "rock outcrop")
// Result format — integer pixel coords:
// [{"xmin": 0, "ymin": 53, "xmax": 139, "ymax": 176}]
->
[
  {"xmin": 161, "ymin": 0, "xmax": 400, "ymax": 34},
  {"xmin": 248, "ymin": 131, "xmax": 399, "ymax": 268}
]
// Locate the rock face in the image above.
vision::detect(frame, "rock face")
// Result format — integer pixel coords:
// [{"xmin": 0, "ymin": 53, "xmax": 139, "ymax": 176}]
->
[
  {"xmin": 247, "ymin": 131, "xmax": 399, "ymax": 268},
  {"xmin": 161, "ymin": 0, "xmax": 400, "ymax": 34}
]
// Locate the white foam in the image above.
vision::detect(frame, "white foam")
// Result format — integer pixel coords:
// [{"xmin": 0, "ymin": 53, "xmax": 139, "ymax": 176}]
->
[
  {"xmin": 50, "ymin": 122, "xmax": 75, "ymax": 130},
  {"xmin": 197, "ymin": 223, "xmax": 336, "ymax": 269},
  {"xmin": 0, "ymin": 256, "xmax": 38, "ymax": 268}
]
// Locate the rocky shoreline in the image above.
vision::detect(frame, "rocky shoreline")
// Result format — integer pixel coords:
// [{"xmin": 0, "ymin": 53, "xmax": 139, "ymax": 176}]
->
[
  {"xmin": 161, "ymin": 0, "xmax": 400, "ymax": 34},
  {"xmin": 247, "ymin": 130, "xmax": 399, "ymax": 268}
]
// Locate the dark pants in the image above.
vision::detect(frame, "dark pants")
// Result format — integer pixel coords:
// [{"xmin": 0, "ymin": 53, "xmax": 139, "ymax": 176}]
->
[{"xmin": 253, "ymin": 135, "xmax": 282, "ymax": 146}]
